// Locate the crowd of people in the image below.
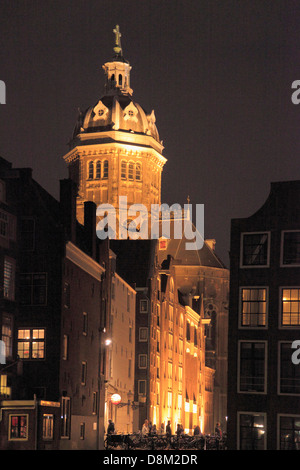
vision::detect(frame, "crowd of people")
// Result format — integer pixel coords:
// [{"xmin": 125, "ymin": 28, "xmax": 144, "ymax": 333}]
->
[{"xmin": 106, "ymin": 418, "xmax": 223, "ymax": 439}]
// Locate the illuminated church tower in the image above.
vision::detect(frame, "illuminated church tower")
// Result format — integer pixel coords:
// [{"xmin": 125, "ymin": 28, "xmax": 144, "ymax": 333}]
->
[{"xmin": 63, "ymin": 25, "xmax": 167, "ymax": 227}]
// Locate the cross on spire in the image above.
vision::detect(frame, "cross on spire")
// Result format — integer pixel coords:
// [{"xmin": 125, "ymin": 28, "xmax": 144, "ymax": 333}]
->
[{"xmin": 113, "ymin": 25, "xmax": 123, "ymax": 56}]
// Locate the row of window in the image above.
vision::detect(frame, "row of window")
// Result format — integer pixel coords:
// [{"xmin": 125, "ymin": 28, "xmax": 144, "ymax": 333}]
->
[
  {"xmin": 6, "ymin": 394, "xmax": 96, "ymax": 442},
  {"xmin": 87, "ymin": 160, "xmax": 143, "ymax": 182},
  {"xmin": 87, "ymin": 160, "xmax": 108, "ymax": 180},
  {"xmin": 238, "ymin": 340, "xmax": 300, "ymax": 395},
  {"xmin": 3, "ymin": 258, "xmax": 47, "ymax": 305},
  {"xmin": 240, "ymin": 230, "xmax": 300, "ymax": 267},
  {"xmin": 239, "ymin": 286, "xmax": 300, "ymax": 328},
  {"xmin": 237, "ymin": 412, "xmax": 300, "ymax": 450}
]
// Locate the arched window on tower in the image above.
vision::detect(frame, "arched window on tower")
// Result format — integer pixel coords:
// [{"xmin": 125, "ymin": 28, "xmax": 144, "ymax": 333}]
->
[
  {"xmin": 128, "ymin": 162, "xmax": 134, "ymax": 181},
  {"xmin": 103, "ymin": 160, "xmax": 108, "ymax": 179},
  {"xmin": 135, "ymin": 163, "xmax": 141, "ymax": 181},
  {"xmin": 111, "ymin": 74, "xmax": 115, "ymax": 87},
  {"xmin": 119, "ymin": 74, "xmax": 123, "ymax": 86},
  {"xmin": 121, "ymin": 160, "xmax": 127, "ymax": 179},
  {"xmin": 95, "ymin": 161, "xmax": 101, "ymax": 179},
  {"xmin": 88, "ymin": 161, "xmax": 94, "ymax": 179}
]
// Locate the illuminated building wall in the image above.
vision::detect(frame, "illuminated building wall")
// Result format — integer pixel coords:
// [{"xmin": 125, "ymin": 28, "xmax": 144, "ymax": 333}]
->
[
  {"xmin": 149, "ymin": 257, "xmax": 208, "ymax": 435},
  {"xmin": 105, "ymin": 269, "xmax": 136, "ymax": 434}
]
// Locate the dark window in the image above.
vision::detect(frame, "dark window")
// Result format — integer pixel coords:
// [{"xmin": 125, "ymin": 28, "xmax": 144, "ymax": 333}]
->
[
  {"xmin": 242, "ymin": 233, "xmax": 269, "ymax": 266},
  {"xmin": 239, "ymin": 413, "xmax": 265, "ymax": 450},
  {"xmin": 64, "ymin": 282, "xmax": 70, "ymax": 308},
  {"xmin": 186, "ymin": 322, "xmax": 190, "ymax": 342},
  {"xmin": 20, "ymin": 218, "xmax": 35, "ymax": 251},
  {"xmin": 282, "ymin": 231, "xmax": 300, "ymax": 265},
  {"xmin": 279, "ymin": 342, "xmax": 300, "ymax": 394},
  {"xmin": 19, "ymin": 273, "xmax": 47, "ymax": 306},
  {"xmin": 239, "ymin": 342, "xmax": 266, "ymax": 392},
  {"xmin": 279, "ymin": 416, "xmax": 300, "ymax": 450}
]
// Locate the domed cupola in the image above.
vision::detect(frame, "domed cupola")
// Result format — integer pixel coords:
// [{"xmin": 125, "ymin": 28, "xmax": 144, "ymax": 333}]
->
[
  {"xmin": 71, "ymin": 25, "xmax": 161, "ymax": 147},
  {"xmin": 63, "ymin": 25, "xmax": 167, "ymax": 227}
]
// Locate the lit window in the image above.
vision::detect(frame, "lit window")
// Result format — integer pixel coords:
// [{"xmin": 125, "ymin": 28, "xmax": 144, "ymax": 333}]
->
[
  {"xmin": 17, "ymin": 328, "xmax": 45, "ymax": 360},
  {"xmin": 0, "ymin": 374, "xmax": 11, "ymax": 398},
  {"xmin": 135, "ymin": 163, "xmax": 141, "ymax": 181},
  {"xmin": 61, "ymin": 397, "xmax": 70, "ymax": 438},
  {"xmin": 128, "ymin": 162, "xmax": 134, "ymax": 180},
  {"xmin": 281, "ymin": 288, "xmax": 300, "ymax": 326},
  {"xmin": 121, "ymin": 160, "xmax": 127, "ymax": 179},
  {"xmin": 103, "ymin": 160, "xmax": 108, "ymax": 179},
  {"xmin": 240, "ymin": 287, "xmax": 267, "ymax": 327},
  {"xmin": 2, "ymin": 314, "xmax": 12, "ymax": 358},
  {"xmin": 279, "ymin": 416, "xmax": 300, "ymax": 450},
  {"xmin": 238, "ymin": 413, "xmax": 266, "ymax": 450},
  {"xmin": 42, "ymin": 414, "xmax": 54, "ymax": 440},
  {"xmin": 3, "ymin": 257, "xmax": 15, "ymax": 300},
  {"xmin": 88, "ymin": 161, "xmax": 94, "ymax": 179},
  {"xmin": 241, "ymin": 232, "xmax": 269, "ymax": 267},
  {"xmin": 95, "ymin": 161, "xmax": 101, "ymax": 179},
  {"xmin": 239, "ymin": 341, "xmax": 266, "ymax": 393},
  {"xmin": 9, "ymin": 414, "xmax": 28, "ymax": 440},
  {"xmin": 282, "ymin": 231, "xmax": 300, "ymax": 266},
  {"xmin": 279, "ymin": 342, "xmax": 300, "ymax": 394},
  {"xmin": 62, "ymin": 335, "xmax": 68, "ymax": 360}
]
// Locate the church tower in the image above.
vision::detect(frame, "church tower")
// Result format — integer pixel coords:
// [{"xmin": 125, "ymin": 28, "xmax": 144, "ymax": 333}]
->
[{"xmin": 63, "ymin": 25, "xmax": 167, "ymax": 229}]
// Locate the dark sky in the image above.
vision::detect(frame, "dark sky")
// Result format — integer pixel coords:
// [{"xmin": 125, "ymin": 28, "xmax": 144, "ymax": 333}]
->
[{"xmin": 1, "ymin": 0, "xmax": 300, "ymax": 266}]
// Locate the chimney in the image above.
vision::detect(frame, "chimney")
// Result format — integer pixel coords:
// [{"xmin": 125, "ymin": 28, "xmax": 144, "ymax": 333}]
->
[{"xmin": 60, "ymin": 179, "xmax": 77, "ymax": 243}]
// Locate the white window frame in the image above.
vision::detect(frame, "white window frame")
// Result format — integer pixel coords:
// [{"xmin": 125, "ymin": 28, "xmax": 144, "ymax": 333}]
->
[
  {"xmin": 139, "ymin": 327, "xmax": 148, "ymax": 342},
  {"xmin": 280, "ymin": 230, "xmax": 300, "ymax": 267},
  {"xmin": 237, "ymin": 411, "xmax": 267, "ymax": 450},
  {"xmin": 239, "ymin": 286, "xmax": 269, "ymax": 329},
  {"xmin": 240, "ymin": 231, "xmax": 270, "ymax": 269},
  {"xmin": 277, "ymin": 413, "xmax": 300, "ymax": 450},
  {"xmin": 277, "ymin": 341, "xmax": 300, "ymax": 396},
  {"xmin": 138, "ymin": 354, "xmax": 147, "ymax": 369},
  {"xmin": 279, "ymin": 286, "xmax": 300, "ymax": 330},
  {"xmin": 237, "ymin": 340, "xmax": 267, "ymax": 394}
]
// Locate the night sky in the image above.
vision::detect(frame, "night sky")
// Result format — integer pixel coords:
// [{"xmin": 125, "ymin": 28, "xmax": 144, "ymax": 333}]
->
[{"xmin": 1, "ymin": 0, "xmax": 300, "ymax": 266}]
